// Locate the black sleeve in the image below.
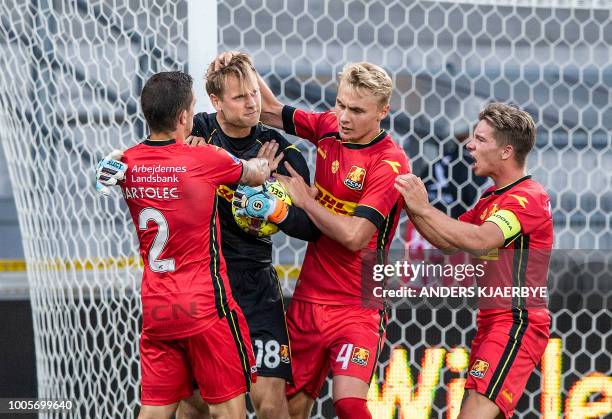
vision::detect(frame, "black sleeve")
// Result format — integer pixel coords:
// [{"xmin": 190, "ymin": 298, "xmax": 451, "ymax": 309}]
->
[
  {"xmin": 277, "ymin": 206, "xmax": 321, "ymax": 242},
  {"xmin": 282, "ymin": 105, "xmax": 297, "ymax": 136},
  {"xmin": 269, "ymin": 131, "xmax": 320, "ymax": 240},
  {"xmin": 273, "ymin": 132, "xmax": 312, "ymax": 185}
]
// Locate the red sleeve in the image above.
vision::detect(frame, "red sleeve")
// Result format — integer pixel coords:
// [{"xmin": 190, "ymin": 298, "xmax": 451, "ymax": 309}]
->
[
  {"xmin": 459, "ymin": 186, "xmax": 496, "ymax": 223},
  {"xmin": 353, "ymin": 153, "xmax": 409, "ymax": 229},
  {"xmin": 458, "ymin": 206, "xmax": 477, "ymax": 223},
  {"xmin": 497, "ymin": 190, "xmax": 552, "ymax": 235},
  {"xmin": 282, "ymin": 105, "xmax": 337, "ymax": 145},
  {"xmin": 200, "ymin": 145, "xmax": 243, "ymax": 185}
]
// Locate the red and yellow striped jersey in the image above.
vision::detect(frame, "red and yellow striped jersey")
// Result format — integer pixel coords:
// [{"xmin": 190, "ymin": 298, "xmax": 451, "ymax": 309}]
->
[
  {"xmin": 282, "ymin": 106, "xmax": 410, "ymax": 306},
  {"xmin": 460, "ymin": 175, "xmax": 553, "ymax": 345},
  {"xmin": 121, "ymin": 139, "xmax": 243, "ymax": 339}
]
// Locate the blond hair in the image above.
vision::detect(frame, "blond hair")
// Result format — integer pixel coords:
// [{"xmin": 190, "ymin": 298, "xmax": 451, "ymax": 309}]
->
[
  {"xmin": 205, "ymin": 53, "xmax": 256, "ymax": 98},
  {"xmin": 338, "ymin": 62, "xmax": 392, "ymax": 106},
  {"xmin": 478, "ymin": 102, "xmax": 536, "ymax": 166}
]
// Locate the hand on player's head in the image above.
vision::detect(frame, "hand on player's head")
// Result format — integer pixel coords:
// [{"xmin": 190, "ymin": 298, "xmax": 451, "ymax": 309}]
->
[
  {"xmin": 95, "ymin": 149, "xmax": 127, "ymax": 196},
  {"xmin": 213, "ymin": 50, "xmax": 248, "ymax": 71},
  {"xmin": 256, "ymin": 140, "xmax": 284, "ymax": 172}
]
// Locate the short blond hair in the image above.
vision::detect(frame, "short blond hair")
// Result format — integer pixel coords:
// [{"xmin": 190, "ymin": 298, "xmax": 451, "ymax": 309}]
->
[
  {"xmin": 205, "ymin": 53, "xmax": 256, "ymax": 98},
  {"xmin": 338, "ymin": 62, "xmax": 392, "ymax": 106},
  {"xmin": 478, "ymin": 102, "xmax": 536, "ymax": 166}
]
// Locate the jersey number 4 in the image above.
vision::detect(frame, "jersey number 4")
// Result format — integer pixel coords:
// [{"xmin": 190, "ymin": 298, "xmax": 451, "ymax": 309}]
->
[{"xmin": 138, "ymin": 207, "xmax": 176, "ymax": 273}]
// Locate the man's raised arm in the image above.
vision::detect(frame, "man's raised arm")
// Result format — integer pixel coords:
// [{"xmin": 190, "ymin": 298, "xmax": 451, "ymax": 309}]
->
[{"xmin": 250, "ymin": 71, "xmax": 282, "ymax": 129}]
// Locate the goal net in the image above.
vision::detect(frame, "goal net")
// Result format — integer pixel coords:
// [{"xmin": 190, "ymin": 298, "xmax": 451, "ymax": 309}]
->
[{"xmin": 0, "ymin": 0, "xmax": 610, "ymax": 418}]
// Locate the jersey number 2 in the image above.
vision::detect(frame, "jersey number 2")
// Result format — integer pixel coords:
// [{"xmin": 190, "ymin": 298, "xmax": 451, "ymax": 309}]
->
[{"xmin": 138, "ymin": 208, "xmax": 175, "ymax": 273}]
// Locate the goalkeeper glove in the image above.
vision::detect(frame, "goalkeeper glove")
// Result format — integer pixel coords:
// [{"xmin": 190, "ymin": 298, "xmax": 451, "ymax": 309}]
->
[
  {"xmin": 95, "ymin": 150, "xmax": 127, "ymax": 195},
  {"xmin": 233, "ymin": 184, "xmax": 288, "ymax": 223}
]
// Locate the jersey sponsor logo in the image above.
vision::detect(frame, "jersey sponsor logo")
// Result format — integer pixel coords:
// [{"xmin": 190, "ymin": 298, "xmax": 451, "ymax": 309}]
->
[
  {"xmin": 331, "ymin": 160, "xmax": 339, "ymax": 174},
  {"xmin": 488, "ymin": 210, "xmax": 522, "ymax": 244},
  {"xmin": 509, "ymin": 194, "xmax": 528, "ymax": 208},
  {"xmin": 344, "ymin": 165, "xmax": 366, "ymax": 190},
  {"xmin": 490, "ymin": 211, "xmax": 514, "ymax": 231},
  {"xmin": 469, "ymin": 359, "xmax": 489, "ymax": 379},
  {"xmin": 216, "ymin": 185, "xmax": 235, "ymax": 203},
  {"xmin": 280, "ymin": 344, "xmax": 290, "ymax": 364},
  {"xmin": 315, "ymin": 182, "xmax": 357, "ymax": 216},
  {"xmin": 382, "ymin": 159, "xmax": 401, "ymax": 174},
  {"xmin": 351, "ymin": 346, "xmax": 370, "ymax": 366},
  {"xmin": 123, "ymin": 186, "xmax": 179, "ymax": 200}
]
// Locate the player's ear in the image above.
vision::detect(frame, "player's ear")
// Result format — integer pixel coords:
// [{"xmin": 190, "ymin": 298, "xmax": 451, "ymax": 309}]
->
[
  {"xmin": 378, "ymin": 103, "xmax": 390, "ymax": 122},
  {"xmin": 210, "ymin": 94, "xmax": 222, "ymax": 111},
  {"xmin": 178, "ymin": 109, "xmax": 187, "ymax": 126},
  {"xmin": 501, "ymin": 144, "xmax": 514, "ymax": 161}
]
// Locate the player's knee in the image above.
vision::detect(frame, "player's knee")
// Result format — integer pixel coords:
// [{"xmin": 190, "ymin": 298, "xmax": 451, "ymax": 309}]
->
[
  {"xmin": 176, "ymin": 410, "xmax": 209, "ymax": 419},
  {"xmin": 457, "ymin": 391, "xmax": 500, "ymax": 419},
  {"xmin": 208, "ymin": 393, "xmax": 246, "ymax": 419},
  {"xmin": 176, "ymin": 401, "xmax": 210, "ymax": 419},
  {"xmin": 250, "ymin": 377, "xmax": 289, "ymax": 419},
  {"xmin": 287, "ymin": 392, "xmax": 314, "ymax": 419},
  {"xmin": 333, "ymin": 397, "xmax": 372, "ymax": 419},
  {"xmin": 256, "ymin": 399, "xmax": 286, "ymax": 419},
  {"xmin": 176, "ymin": 391, "xmax": 210, "ymax": 419},
  {"xmin": 138, "ymin": 405, "xmax": 176, "ymax": 419}
]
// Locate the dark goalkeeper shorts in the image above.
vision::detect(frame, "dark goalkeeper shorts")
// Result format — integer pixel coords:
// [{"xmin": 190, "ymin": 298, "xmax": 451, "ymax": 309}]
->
[{"xmin": 228, "ymin": 264, "xmax": 292, "ymax": 382}]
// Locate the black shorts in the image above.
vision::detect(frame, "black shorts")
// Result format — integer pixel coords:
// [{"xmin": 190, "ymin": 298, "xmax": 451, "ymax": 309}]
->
[{"xmin": 227, "ymin": 264, "xmax": 292, "ymax": 381}]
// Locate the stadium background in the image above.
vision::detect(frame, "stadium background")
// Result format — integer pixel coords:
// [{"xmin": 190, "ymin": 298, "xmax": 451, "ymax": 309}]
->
[{"xmin": 0, "ymin": 0, "xmax": 610, "ymax": 418}]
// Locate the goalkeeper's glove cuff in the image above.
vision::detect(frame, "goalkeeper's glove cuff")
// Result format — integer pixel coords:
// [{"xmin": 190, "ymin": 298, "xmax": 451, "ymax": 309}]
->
[
  {"xmin": 95, "ymin": 149, "xmax": 126, "ymax": 196},
  {"xmin": 268, "ymin": 200, "xmax": 289, "ymax": 224}
]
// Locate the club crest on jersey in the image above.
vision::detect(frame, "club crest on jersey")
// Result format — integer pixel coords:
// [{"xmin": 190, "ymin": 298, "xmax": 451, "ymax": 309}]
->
[
  {"xmin": 280, "ymin": 344, "xmax": 290, "ymax": 364},
  {"xmin": 469, "ymin": 359, "xmax": 489, "ymax": 379},
  {"xmin": 344, "ymin": 165, "xmax": 366, "ymax": 190},
  {"xmin": 350, "ymin": 347, "xmax": 370, "ymax": 366}
]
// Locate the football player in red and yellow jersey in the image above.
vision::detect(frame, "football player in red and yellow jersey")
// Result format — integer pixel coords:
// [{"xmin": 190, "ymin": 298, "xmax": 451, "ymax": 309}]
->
[
  {"xmin": 116, "ymin": 71, "xmax": 272, "ymax": 419},
  {"xmin": 395, "ymin": 103, "xmax": 552, "ymax": 419},
  {"xmin": 215, "ymin": 52, "xmax": 410, "ymax": 419}
]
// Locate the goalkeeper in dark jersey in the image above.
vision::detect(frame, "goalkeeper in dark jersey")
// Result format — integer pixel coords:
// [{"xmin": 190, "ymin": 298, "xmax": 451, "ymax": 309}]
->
[{"xmin": 96, "ymin": 54, "xmax": 318, "ymax": 419}]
